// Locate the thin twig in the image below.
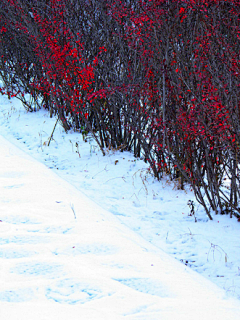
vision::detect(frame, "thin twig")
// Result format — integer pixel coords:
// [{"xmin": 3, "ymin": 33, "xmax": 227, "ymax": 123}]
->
[
  {"xmin": 70, "ymin": 203, "xmax": 76, "ymax": 219},
  {"xmin": 48, "ymin": 116, "xmax": 59, "ymax": 146}
]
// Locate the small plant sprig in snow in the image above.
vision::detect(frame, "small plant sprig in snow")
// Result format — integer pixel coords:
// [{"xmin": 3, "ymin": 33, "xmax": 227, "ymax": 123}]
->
[{"xmin": 188, "ymin": 200, "xmax": 197, "ymax": 222}]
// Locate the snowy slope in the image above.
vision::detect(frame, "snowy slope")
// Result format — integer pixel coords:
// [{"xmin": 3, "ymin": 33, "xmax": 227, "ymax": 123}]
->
[{"xmin": 0, "ymin": 95, "xmax": 240, "ymax": 319}]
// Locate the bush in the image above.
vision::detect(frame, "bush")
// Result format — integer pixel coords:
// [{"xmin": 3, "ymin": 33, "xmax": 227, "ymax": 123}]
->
[{"xmin": 0, "ymin": 0, "xmax": 239, "ymax": 220}]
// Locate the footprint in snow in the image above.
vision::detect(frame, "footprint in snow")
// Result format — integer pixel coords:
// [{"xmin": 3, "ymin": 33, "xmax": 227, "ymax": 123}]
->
[
  {"xmin": 0, "ymin": 215, "xmax": 40, "ymax": 225},
  {"xmin": 0, "ymin": 288, "xmax": 34, "ymax": 302},
  {"xmin": 45, "ymin": 278, "xmax": 112, "ymax": 305},
  {"xmin": 28, "ymin": 225, "xmax": 73, "ymax": 234},
  {"xmin": 11, "ymin": 262, "xmax": 64, "ymax": 278},
  {"xmin": 114, "ymin": 278, "xmax": 172, "ymax": 298},
  {"xmin": 3, "ymin": 184, "xmax": 24, "ymax": 189},
  {"xmin": 53, "ymin": 243, "xmax": 118, "ymax": 256},
  {"xmin": 0, "ymin": 248, "xmax": 37, "ymax": 259},
  {"xmin": 153, "ymin": 211, "xmax": 170, "ymax": 220},
  {"xmin": 0, "ymin": 235, "xmax": 51, "ymax": 245}
]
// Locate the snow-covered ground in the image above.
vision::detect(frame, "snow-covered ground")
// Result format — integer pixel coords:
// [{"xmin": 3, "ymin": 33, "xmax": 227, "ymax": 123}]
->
[{"xmin": 0, "ymin": 94, "xmax": 240, "ymax": 319}]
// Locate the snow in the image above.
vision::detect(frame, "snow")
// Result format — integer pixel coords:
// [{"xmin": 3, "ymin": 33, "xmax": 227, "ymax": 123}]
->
[{"xmin": 0, "ymin": 94, "xmax": 240, "ymax": 319}]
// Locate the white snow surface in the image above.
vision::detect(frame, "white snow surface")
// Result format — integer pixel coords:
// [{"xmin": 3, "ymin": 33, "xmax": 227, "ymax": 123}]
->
[{"xmin": 0, "ymin": 95, "xmax": 240, "ymax": 319}]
